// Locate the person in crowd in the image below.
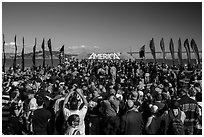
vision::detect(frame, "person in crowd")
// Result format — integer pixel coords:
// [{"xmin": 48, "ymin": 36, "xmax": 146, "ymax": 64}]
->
[
  {"xmin": 162, "ymin": 99, "xmax": 186, "ymax": 135},
  {"xmin": 145, "ymin": 104, "xmax": 163, "ymax": 134},
  {"xmin": 8, "ymin": 101, "xmax": 24, "ymax": 134},
  {"xmin": 32, "ymin": 95, "xmax": 51, "ymax": 135},
  {"xmin": 195, "ymin": 92, "xmax": 202, "ymax": 135},
  {"xmin": 2, "ymin": 57, "xmax": 202, "ymax": 135},
  {"xmin": 64, "ymin": 114, "xmax": 81, "ymax": 135},
  {"xmin": 63, "ymin": 87, "xmax": 88, "ymax": 135},
  {"xmin": 178, "ymin": 88, "xmax": 200, "ymax": 135},
  {"xmin": 100, "ymin": 94, "xmax": 120, "ymax": 135},
  {"xmin": 120, "ymin": 99, "xmax": 144, "ymax": 135}
]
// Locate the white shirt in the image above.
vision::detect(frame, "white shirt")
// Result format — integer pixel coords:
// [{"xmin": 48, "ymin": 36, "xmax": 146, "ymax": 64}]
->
[
  {"xmin": 63, "ymin": 106, "xmax": 88, "ymax": 135},
  {"xmin": 54, "ymin": 97, "xmax": 65, "ymax": 114},
  {"xmin": 29, "ymin": 97, "xmax": 37, "ymax": 111}
]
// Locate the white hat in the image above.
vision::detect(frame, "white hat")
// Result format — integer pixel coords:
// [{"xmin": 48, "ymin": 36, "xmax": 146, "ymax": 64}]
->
[
  {"xmin": 155, "ymin": 87, "xmax": 162, "ymax": 94},
  {"xmin": 12, "ymin": 81, "xmax": 19, "ymax": 87},
  {"xmin": 151, "ymin": 105, "xmax": 158, "ymax": 113},
  {"xmin": 138, "ymin": 90, "xmax": 144, "ymax": 96}
]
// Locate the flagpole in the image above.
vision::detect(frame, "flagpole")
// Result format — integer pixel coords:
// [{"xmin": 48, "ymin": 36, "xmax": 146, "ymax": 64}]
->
[
  {"xmin": 3, "ymin": 34, "xmax": 6, "ymax": 72},
  {"xmin": 130, "ymin": 46, "xmax": 132, "ymax": 56},
  {"xmin": 48, "ymin": 39, "xmax": 53, "ymax": 67},
  {"xmin": 13, "ymin": 35, "xmax": 17, "ymax": 72},
  {"xmin": 169, "ymin": 38, "xmax": 175, "ymax": 67},
  {"xmin": 178, "ymin": 38, "xmax": 183, "ymax": 70},
  {"xmin": 22, "ymin": 37, "xmax": 25, "ymax": 71},
  {"xmin": 32, "ymin": 38, "xmax": 36, "ymax": 70},
  {"xmin": 42, "ymin": 38, "xmax": 45, "ymax": 68}
]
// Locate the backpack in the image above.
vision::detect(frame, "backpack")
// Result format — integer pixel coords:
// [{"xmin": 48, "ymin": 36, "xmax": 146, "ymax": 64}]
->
[{"xmin": 167, "ymin": 110, "xmax": 184, "ymax": 135}]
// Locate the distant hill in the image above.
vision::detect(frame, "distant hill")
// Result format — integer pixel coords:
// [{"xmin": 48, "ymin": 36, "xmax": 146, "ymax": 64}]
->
[
  {"xmin": 3, "ymin": 50, "xmax": 202, "ymax": 60},
  {"xmin": 3, "ymin": 50, "xmax": 77, "ymax": 59}
]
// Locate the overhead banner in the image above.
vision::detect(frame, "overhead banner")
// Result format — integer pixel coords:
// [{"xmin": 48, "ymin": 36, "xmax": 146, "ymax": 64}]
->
[{"xmin": 88, "ymin": 53, "xmax": 121, "ymax": 60}]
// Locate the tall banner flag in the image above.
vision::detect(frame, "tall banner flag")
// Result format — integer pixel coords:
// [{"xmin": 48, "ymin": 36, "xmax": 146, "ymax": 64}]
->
[
  {"xmin": 169, "ymin": 38, "xmax": 175, "ymax": 66},
  {"xmin": 47, "ymin": 39, "xmax": 53, "ymax": 67},
  {"xmin": 160, "ymin": 38, "xmax": 165, "ymax": 63},
  {"xmin": 13, "ymin": 35, "xmax": 17, "ymax": 72},
  {"xmin": 32, "ymin": 38, "xmax": 36, "ymax": 68},
  {"xmin": 41, "ymin": 38, "xmax": 45, "ymax": 68},
  {"xmin": 22, "ymin": 37, "xmax": 25, "ymax": 71},
  {"xmin": 150, "ymin": 38, "xmax": 156, "ymax": 62},
  {"xmin": 184, "ymin": 39, "xmax": 191, "ymax": 66},
  {"xmin": 190, "ymin": 39, "xmax": 200, "ymax": 65},
  {"xmin": 59, "ymin": 45, "xmax": 65, "ymax": 64},
  {"xmin": 3, "ymin": 34, "xmax": 6, "ymax": 72},
  {"xmin": 178, "ymin": 38, "xmax": 183, "ymax": 67},
  {"xmin": 139, "ymin": 45, "xmax": 145, "ymax": 58}
]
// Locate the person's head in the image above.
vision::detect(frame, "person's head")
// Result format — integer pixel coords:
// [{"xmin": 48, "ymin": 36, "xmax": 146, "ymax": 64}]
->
[
  {"xmin": 36, "ymin": 95, "xmax": 44, "ymax": 107},
  {"xmin": 27, "ymin": 90, "xmax": 35, "ymax": 99},
  {"xmin": 178, "ymin": 88, "xmax": 187, "ymax": 97},
  {"xmin": 150, "ymin": 105, "xmax": 159, "ymax": 115},
  {"xmin": 154, "ymin": 92, "xmax": 162, "ymax": 102},
  {"xmin": 13, "ymin": 87, "xmax": 20, "ymax": 96},
  {"xmin": 126, "ymin": 99, "xmax": 134, "ymax": 110},
  {"xmin": 170, "ymin": 99, "xmax": 180, "ymax": 109},
  {"xmin": 82, "ymin": 85, "xmax": 88, "ymax": 91},
  {"xmin": 117, "ymin": 83, "xmax": 122, "ymax": 89},
  {"xmin": 69, "ymin": 96, "xmax": 79, "ymax": 110},
  {"xmin": 138, "ymin": 90, "xmax": 144, "ymax": 101},
  {"xmin": 131, "ymin": 90, "xmax": 138, "ymax": 101},
  {"xmin": 98, "ymin": 84, "xmax": 103, "ymax": 90},
  {"xmin": 194, "ymin": 82, "xmax": 201, "ymax": 89},
  {"xmin": 67, "ymin": 114, "xmax": 80, "ymax": 128},
  {"xmin": 109, "ymin": 88, "xmax": 116, "ymax": 96}
]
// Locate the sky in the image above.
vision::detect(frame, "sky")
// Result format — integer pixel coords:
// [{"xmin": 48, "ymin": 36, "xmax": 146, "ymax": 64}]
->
[{"xmin": 2, "ymin": 2, "xmax": 202, "ymax": 56}]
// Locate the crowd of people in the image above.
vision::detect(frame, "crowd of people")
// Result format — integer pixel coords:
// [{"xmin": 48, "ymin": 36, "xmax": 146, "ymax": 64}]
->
[{"xmin": 2, "ymin": 58, "xmax": 202, "ymax": 135}]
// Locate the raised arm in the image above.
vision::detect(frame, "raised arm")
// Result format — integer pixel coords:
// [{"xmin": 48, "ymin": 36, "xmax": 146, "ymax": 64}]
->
[
  {"xmin": 63, "ymin": 90, "xmax": 75, "ymax": 110},
  {"xmin": 63, "ymin": 90, "xmax": 75, "ymax": 120},
  {"xmin": 76, "ymin": 88, "xmax": 88, "ymax": 107}
]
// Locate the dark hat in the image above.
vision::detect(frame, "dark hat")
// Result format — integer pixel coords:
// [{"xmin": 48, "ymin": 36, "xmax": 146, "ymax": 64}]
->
[{"xmin": 171, "ymin": 100, "xmax": 180, "ymax": 109}]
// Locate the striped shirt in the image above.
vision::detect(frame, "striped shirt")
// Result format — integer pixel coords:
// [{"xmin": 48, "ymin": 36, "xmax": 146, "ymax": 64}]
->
[
  {"xmin": 2, "ymin": 94, "xmax": 11, "ymax": 122},
  {"xmin": 178, "ymin": 95, "xmax": 199, "ymax": 126}
]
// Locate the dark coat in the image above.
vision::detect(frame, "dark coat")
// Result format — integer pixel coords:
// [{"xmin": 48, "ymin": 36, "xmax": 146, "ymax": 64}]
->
[{"xmin": 121, "ymin": 110, "xmax": 144, "ymax": 135}]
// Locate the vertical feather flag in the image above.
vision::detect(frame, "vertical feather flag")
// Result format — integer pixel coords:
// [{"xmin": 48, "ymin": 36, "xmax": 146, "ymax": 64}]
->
[
  {"xmin": 190, "ymin": 39, "xmax": 200, "ymax": 65},
  {"xmin": 13, "ymin": 35, "xmax": 17, "ymax": 72},
  {"xmin": 178, "ymin": 38, "xmax": 183, "ymax": 67},
  {"xmin": 3, "ymin": 34, "xmax": 6, "ymax": 72},
  {"xmin": 32, "ymin": 38, "xmax": 36, "ymax": 68},
  {"xmin": 160, "ymin": 38, "xmax": 165, "ymax": 63},
  {"xmin": 59, "ymin": 45, "xmax": 65, "ymax": 64},
  {"xmin": 47, "ymin": 39, "xmax": 53, "ymax": 67},
  {"xmin": 169, "ymin": 38, "xmax": 175, "ymax": 66},
  {"xmin": 41, "ymin": 38, "xmax": 45, "ymax": 68},
  {"xmin": 150, "ymin": 38, "xmax": 156, "ymax": 62},
  {"xmin": 184, "ymin": 39, "xmax": 191, "ymax": 66},
  {"xmin": 139, "ymin": 45, "xmax": 145, "ymax": 58},
  {"xmin": 22, "ymin": 37, "xmax": 25, "ymax": 71}
]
